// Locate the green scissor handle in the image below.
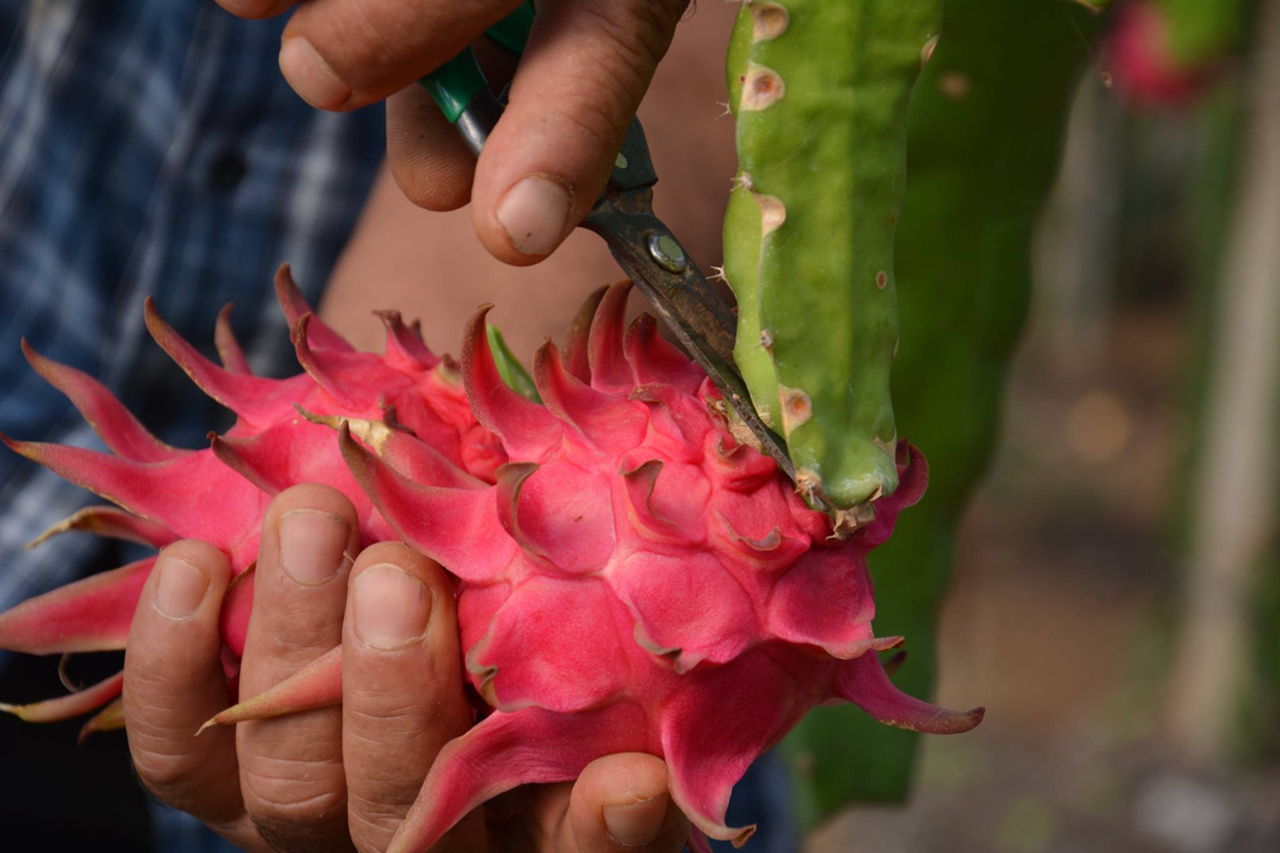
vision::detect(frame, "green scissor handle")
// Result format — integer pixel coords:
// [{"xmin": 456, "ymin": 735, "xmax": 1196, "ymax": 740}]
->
[{"xmin": 418, "ymin": 1, "xmax": 534, "ymax": 130}]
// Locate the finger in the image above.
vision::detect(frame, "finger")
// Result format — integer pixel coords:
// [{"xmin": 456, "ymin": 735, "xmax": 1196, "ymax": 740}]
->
[
  {"xmin": 124, "ymin": 540, "xmax": 249, "ymax": 839},
  {"xmin": 471, "ymin": 0, "xmax": 688, "ymax": 264},
  {"xmin": 563, "ymin": 754, "xmax": 688, "ymax": 852},
  {"xmin": 214, "ymin": 1, "xmax": 296, "ymax": 20},
  {"xmin": 277, "ymin": 0, "xmax": 523, "ymax": 110},
  {"xmin": 342, "ymin": 542, "xmax": 482, "ymax": 853},
  {"xmin": 385, "ymin": 84, "xmax": 475, "ymax": 212},
  {"xmin": 237, "ymin": 484, "xmax": 360, "ymax": 849}
]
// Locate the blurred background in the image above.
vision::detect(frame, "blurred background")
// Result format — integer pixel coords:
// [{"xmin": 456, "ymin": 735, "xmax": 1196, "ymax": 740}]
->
[{"xmin": 799, "ymin": 0, "xmax": 1280, "ymax": 850}]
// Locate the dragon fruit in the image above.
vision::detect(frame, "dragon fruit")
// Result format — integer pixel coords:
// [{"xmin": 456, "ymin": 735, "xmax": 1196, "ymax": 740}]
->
[
  {"xmin": 0, "ymin": 273, "xmax": 981, "ymax": 850},
  {"xmin": 0, "ymin": 265, "xmax": 500, "ymax": 724},
  {"xmin": 1106, "ymin": 0, "xmax": 1214, "ymax": 107}
]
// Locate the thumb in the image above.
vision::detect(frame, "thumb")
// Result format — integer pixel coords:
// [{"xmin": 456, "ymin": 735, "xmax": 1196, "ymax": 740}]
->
[
  {"xmin": 563, "ymin": 753, "xmax": 689, "ymax": 852},
  {"xmin": 466, "ymin": 0, "xmax": 689, "ymax": 264}
]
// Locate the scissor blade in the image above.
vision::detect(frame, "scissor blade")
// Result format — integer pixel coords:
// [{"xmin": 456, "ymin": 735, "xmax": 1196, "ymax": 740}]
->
[{"xmin": 582, "ymin": 208, "xmax": 797, "ymax": 483}]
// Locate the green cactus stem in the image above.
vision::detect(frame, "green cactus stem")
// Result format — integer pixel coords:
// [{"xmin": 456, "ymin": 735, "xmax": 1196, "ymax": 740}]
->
[
  {"xmin": 723, "ymin": 0, "xmax": 944, "ymax": 521},
  {"xmin": 781, "ymin": 0, "xmax": 1110, "ymax": 818}
]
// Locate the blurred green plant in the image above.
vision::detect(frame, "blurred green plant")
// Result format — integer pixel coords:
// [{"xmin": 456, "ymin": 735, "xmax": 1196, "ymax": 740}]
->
[
  {"xmin": 1162, "ymin": 0, "xmax": 1280, "ymax": 765},
  {"xmin": 1183, "ymin": 13, "xmax": 1280, "ymax": 769},
  {"xmin": 780, "ymin": 0, "xmax": 1109, "ymax": 824},
  {"xmin": 1156, "ymin": 0, "xmax": 1252, "ymax": 66}
]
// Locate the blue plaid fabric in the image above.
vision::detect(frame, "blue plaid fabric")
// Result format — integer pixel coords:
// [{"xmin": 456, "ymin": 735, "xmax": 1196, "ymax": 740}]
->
[
  {"xmin": 0, "ymin": 1, "xmax": 384, "ymax": 849},
  {"xmin": 0, "ymin": 0, "xmax": 384, "ymax": 617}
]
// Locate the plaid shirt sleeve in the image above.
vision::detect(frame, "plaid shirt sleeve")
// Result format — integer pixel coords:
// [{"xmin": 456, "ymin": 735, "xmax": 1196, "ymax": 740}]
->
[
  {"xmin": 0, "ymin": 0, "xmax": 384, "ymax": 614},
  {"xmin": 0, "ymin": 4, "xmax": 383, "ymax": 848}
]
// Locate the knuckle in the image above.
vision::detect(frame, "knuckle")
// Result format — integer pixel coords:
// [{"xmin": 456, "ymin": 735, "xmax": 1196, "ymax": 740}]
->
[
  {"xmin": 251, "ymin": 623, "xmax": 338, "ymax": 664},
  {"xmin": 343, "ymin": 694, "xmax": 421, "ymax": 730},
  {"xmin": 123, "ymin": 697, "xmax": 192, "ymax": 760},
  {"xmin": 578, "ymin": 7, "xmax": 653, "ymax": 101},
  {"xmin": 347, "ymin": 801, "xmax": 412, "ymax": 853},
  {"xmin": 242, "ymin": 750, "xmax": 345, "ymax": 800},
  {"xmin": 310, "ymin": 0, "xmax": 409, "ymax": 93},
  {"xmin": 251, "ymin": 810, "xmax": 349, "ymax": 853},
  {"xmin": 129, "ymin": 744, "xmax": 210, "ymax": 815},
  {"xmin": 555, "ymin": 86, "xmax": 630, "ymax": 159},
  {"xmin": 585, "ymin": 0, "xmax": 684, "ymax": 84},
  {"xmin": 349, "ymin": 786, "xmax": 416, "ymax": 823},
  {"xmin": 131, "ymin": 750, "xmax": 190, "ymax": 798},
  {"xmin": 124, "ymin": 651, "xmax": 176, "ymax": 693},
  {"xmin": 627, "ymin": 0, "xmax": 686, "ymax": 65},
  {"xmin": 543, "ymin": 0, "xmax": 687, "ymax": 155},
  {"xmin": 243, "ymin": 758, "xmax": 349, "ymax": 836},
  {"xmin": 122, "ymin": 674, "xmax": 222, "ymax": 810},
  {"xmin": 341, "ymin": 704, "xmax": 432, "ymax": 781}
]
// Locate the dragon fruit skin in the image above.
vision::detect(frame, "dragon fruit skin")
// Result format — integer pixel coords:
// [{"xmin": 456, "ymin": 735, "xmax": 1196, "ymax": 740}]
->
[
  {"xmin": 1107, "ymin": 1, "xmax": 1213, "ymax": 107},
  {"xmin": 0, "ymin": 276, "xmax": 982, "ymax": 850},
  {"xmin": 0, "ymin": 265, "xmax": 501, "ymax": 725}
]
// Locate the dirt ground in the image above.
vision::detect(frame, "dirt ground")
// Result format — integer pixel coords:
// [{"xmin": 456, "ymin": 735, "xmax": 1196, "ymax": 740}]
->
[{"xmin": 807, "ymin": 306, "xmax": 1280, "ymax": 853}]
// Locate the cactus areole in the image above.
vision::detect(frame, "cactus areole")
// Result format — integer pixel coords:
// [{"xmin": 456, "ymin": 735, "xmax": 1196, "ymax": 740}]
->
[
  {"xmin": 723, "ymin": 0, "xmax": 944, "ymax": 519},
  {"xmin": 0, "ymin": 272, "xmax": 982, "ymax": 850}
]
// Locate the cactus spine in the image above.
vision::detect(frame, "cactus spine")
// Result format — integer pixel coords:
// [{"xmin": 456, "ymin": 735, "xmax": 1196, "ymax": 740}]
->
[{"xmin": 723, "ymin": 0, "xmax": 943, "ymax": 518}]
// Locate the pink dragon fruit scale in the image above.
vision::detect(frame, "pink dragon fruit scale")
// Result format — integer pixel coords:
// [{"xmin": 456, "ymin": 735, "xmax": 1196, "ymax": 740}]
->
[
  {"xmin": 1106, "ymin": 0, "xmax": 1218, "ymax": 107},
  {"xmin": 0, "ymin": 274, "xmax": 982, "ymax": 852}
]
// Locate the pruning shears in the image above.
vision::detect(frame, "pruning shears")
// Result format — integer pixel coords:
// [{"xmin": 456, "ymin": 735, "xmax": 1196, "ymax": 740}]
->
[{"xmin": 418, "ymin": 2, "xmax": 797, "ymax": 482}]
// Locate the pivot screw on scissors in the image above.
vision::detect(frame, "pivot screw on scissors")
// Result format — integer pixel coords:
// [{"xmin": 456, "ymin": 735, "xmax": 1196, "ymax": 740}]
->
[{"xmin": 647, "ymin": 234, "xmax": 688, "ymax": 274}]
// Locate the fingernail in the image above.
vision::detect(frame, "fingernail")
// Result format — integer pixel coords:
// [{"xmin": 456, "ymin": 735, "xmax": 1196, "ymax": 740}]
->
[
  {"xmin": 497, "ymin": 175, "xmax": 572, "ymax": 256},
  {"xmin": 154, "ymin": 558, "xmax": 209, "ymax": 620},
  {"xmin": 279, "ymin": 509, "xmax": 351, "ymax": 585},
  {"xmin": 604, "ymin": 794, "xmax": 669, "ymax": 847},
  {"xmin": 353, "ymin": 564, "xmax": 431, "ymax": 649},
  {"xmin": 279, "ymin": 37, "xmax": 350, "ymax": 109}
]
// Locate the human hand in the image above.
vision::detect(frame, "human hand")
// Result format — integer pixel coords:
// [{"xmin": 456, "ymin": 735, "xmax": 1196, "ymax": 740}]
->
[
  {"xmin": 216, "ymin": 0, "xmax": 689, "ymax": 265},
  {"xmin": 123, "ymin": 484, "xmax": 690, "ymax": 852}
]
